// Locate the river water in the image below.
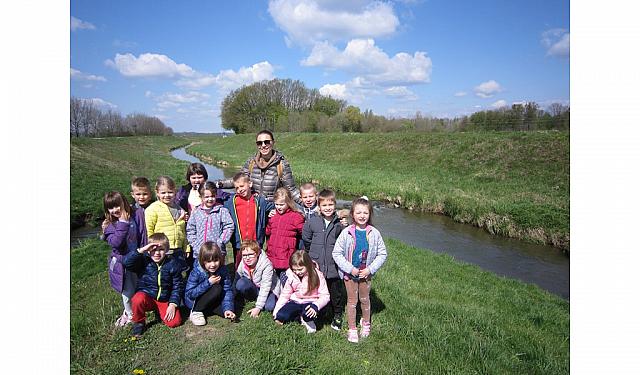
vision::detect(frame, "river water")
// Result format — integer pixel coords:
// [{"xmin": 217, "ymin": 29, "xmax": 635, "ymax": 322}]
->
[
  {"xmin": 71, "ymin": 147, "xmax": 569, "ymax": 299},
  {"xmin": 170, "ymin": 147, "xmax": 569, "ymax": 299}
]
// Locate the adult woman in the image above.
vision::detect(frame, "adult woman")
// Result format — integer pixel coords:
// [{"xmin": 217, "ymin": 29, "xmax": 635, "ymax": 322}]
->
[{"xmin": 216, "ymin": 130, "xmax": 300, "ymax": 203}]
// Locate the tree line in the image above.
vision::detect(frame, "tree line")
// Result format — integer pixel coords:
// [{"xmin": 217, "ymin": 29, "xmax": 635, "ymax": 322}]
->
[
  {"xmin": 70, "ymin": 97, "xmax": 173, "ymax": 137},
  {"xmin": 221, "ymin": 79, "xmax": 569, "ymax": 134}
]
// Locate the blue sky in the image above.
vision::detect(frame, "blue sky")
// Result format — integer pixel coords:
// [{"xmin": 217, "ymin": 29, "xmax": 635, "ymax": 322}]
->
[{"xmin": 70, "ymin": 0, "xmax": 569, "ymax": 133}]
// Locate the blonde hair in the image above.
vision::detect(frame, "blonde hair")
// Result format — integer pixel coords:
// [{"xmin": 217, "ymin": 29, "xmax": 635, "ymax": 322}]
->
[
  {"xmin": 273, "ymin": 187, "xmax": 300, "ymax": 213},
  {"xmin": 155, "ymin": 175, "xmax": 176, "ymax": 191}
]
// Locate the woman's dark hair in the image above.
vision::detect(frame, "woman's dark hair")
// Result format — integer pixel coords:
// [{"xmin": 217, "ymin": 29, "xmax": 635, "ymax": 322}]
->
[
  {"xmin": 256, "ymin": 129, "xmax": 274, "ymax": 141},
  {"xmin": 185, "ymin": 162, "xmax": 208, "ymax": 181}
]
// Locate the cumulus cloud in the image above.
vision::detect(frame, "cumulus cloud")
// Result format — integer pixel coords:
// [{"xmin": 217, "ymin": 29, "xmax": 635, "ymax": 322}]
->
[
  {"xmin": 177, "ymin": 61, "xmax": 275, "ymax": 91},
  {"xmin": 70, "ymin": 68, "xmax": 106, "ymax": 82},
  {"xmin": 302, "ymin": 39, "xmax": 431, "ymax": 85},
  {"xmin": 474, "ymin": 80, "xmax": 503, "ymax": 98},
  {"xmin": 384, "ymin": 86, "xmax": 418, "ymax": 101},
  {"xmin": 105, "ymin": 53, "xmax": 196, "ymax": 78},
  {"xmin": 491, "ymin": 99, "xmax": 507, "ymax": 108},
  {"xmin": 83, "ymin": 98, "xmax": 117, "ymax": 110},
  {"xmin": 454, "ymin": 91, "xmax": 467, "ymax": 97},
  {"xmin": 71, "ymin": 16, "xmax": 96, "ymax": 31},
  {"xmin": 542, "ymin": 29, "xmax": 569, "ymax": 58},
  {"xmin": 319, "ymin": 83, "xmax": 348, "ymax": 99},
  {"xmin": 268, "ymin": 0, "xmax": 399, "ymax": 45}
]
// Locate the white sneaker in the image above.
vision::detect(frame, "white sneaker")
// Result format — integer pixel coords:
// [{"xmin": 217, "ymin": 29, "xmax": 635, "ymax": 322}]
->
[
  {"xmin": 190, "ymin": 311, "xmax": 206, "ymax": 326},
  {"xmin": 300, "ymin": 318, "xmax": 317, "ymax": 333}
]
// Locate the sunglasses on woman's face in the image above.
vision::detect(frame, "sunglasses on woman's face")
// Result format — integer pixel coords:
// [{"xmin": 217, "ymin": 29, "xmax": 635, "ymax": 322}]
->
[{"xmin": 256, "ymin": 140, "xmax": 272, "ymax": 146}]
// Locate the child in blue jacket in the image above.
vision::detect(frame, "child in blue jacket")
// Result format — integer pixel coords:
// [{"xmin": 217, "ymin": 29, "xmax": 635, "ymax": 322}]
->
[
  {"xmin": 185, "ymin": 242, "xmax": 236, "ymax": 326},
  {"xmin": 124, "ymin": 233, "xmax": 184, "ymax": 337}
]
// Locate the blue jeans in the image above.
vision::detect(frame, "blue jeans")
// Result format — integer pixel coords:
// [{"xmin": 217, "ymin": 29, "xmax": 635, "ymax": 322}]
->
[
  {"xmin": 235, "ymin": 276, "xmax": 276, "ymax": 312},
  {"xmin": 275, "ymin": 301, "xmax": 316, "ymax": 323}
]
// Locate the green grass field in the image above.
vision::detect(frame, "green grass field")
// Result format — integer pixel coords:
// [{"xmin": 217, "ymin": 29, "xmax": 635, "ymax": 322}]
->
[
  {"xmin": 70, "ymin": 134, "xmax": 569, "ymax": 373},
  {"xmin": 188, "ymin": 132, "xmax": 569, "ymax": 251},
  {"xmin": 71, "ymin": 238, "xmax": 569, "ymax": 374}
]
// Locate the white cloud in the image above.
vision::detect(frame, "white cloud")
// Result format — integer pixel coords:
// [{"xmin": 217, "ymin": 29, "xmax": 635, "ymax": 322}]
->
[
  {"xmin": 70, "ymin": 68, "xmax": 106, "ymax": 82},
  {"xmin": 474, "ymin": 80, "xmax": 503, "ymax": 98},
  {"xmin": 71, "ymin": 16, "xmax": 95, "ymax": 31},
  {"xmin": 491, "ymin": 99, "xmax": 507, "ymax": 108},
  {"xmin": 105, "ymin": 53, "xmax": 196, "ymax": 78},
  {"xmin": 268, "ymin": 0, "xmax": 399, "ymax": 45},
  {"xmin": 83, "ymin": 98, "xmax": 117, "ymax": 110},
  {"xmin": 384, "ymin": 86, "xmax": 418, "ymax": 101},
  {"xmin": 177, "ymin": 61, "xmax": 275, "ymax": 91},
  {"xmin": 542, "ymin": 29, "xmax": 570, "ymax": 58},
  {"xmin": 302, "ymin": 38, "xmax": 431, "ymax": 85},
  {"xmin": 319, "ymin": 83, "xmax": 348, "ymax": 99},
  {"xmin": 454, "ymin": 91, "xmax": 467, "ymax": 97}
]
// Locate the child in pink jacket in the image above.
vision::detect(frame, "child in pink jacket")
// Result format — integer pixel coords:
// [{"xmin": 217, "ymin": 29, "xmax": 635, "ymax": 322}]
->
[{"xmin": 273, "ymin": 250, "xmax": 329, "ymax": 333}]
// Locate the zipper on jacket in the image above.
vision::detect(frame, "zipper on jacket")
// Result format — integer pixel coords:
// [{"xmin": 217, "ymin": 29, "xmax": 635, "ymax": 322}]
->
[{"xmin": 156, "ymin": 262, "xmax": 163, "ymax": 300}]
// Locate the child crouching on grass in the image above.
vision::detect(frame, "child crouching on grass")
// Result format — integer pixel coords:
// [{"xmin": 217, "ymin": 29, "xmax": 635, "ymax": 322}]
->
[
  {"xmin": 185, "ymin": 242, "xmax": 236, "ymax": 326},
  {"xmin": 273, "ymin": 251, "xmax": 330, "ymax": 333},
  {"xmin": 124, "ymin": 233, "xmax": 184, "ymax": 337},
  {"xmin": 234, "ymin": 240, "xmax": 281, "ymax": 318}
]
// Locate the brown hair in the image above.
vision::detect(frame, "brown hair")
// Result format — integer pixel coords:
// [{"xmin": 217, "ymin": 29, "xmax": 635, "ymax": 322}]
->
[
  {"xmin": 148, "ymin": 232, "xmax": 170, "ymax": 251},
  {"xmin": 131, "ymin": 176, "xmax": 151, "ymax": 190},
  {"xmin": 198, "ymin": 181, "xmax": 217, "ymax": 198},
  {"xmin": 289, "ymin": 251, "xmax": 319, "ymax": 295},
  {"xmin": 240, "ymin": 239, "xmax": 261, "ymax": 256},
  {"xmin": 232, "ymin": 172, "xmax": 251, "ymax": 183},
  {"xmin": 155, "ymin": 175, "xmax": 176, "ymax": 191},
  {"xmin": 185, "ymin": 162, "xmax": 208, "ymax": 181},
  {"xmin": 317, "ymin": 189, "xmax": 336, "ymax": 204},
  {"xmin": 198, "ymin": 242, "xmax": 225, "ymax": 270},
  {"xmin": 256, "ymin": 129, "xmax": 274, "ymax": 141},
  {"xmin": 273, "ymin": 187, "xmax": 300, "ymax": 213},
  {"xmin": 103, "ymin": 191, "xmax": 132, "ymax": 226},
  {"xmin": 299, "ymin": 182, "xmax": 317, "ymax": 193},
  {"xmin": 350, "ymin": 196, "xmax": 373, "ymax": 226}
]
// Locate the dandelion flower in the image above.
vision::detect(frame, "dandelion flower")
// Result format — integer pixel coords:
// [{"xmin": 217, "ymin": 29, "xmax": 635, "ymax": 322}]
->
[{"xmin": 132, "ymin": 369, "xmax": 145, "ymax": 375}]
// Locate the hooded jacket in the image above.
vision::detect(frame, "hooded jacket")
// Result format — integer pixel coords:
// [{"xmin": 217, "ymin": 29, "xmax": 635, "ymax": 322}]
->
[
  {"xmin": 332, "ymin": 225, "xmax": 388, "ymax": 280},
  {"xmin": 186, "ymin": 203, "xmax": 234, "ymax": 258},
  {"xmin": 272, "ymin": 263, "xmax": 330, "ymax": 317},
  {"xmin": 104, "ymin": 220, "xmax": 139, "ymax": 293},
  {"xmin": 234, "ymin": 251, "xmax": 281, "ymax": 310},
  {"xmin": 302, "ymin": 213, "xmax": 343, "ymax": 279},
  {"xmin": 185, "ymin": 262, "xmax": 234, "ymax": 313},
  {"xmin": 123, "ymin": 251, "xmax": 184, "ymax": 305},
  {"xmin": 265, "ymin": 209, "xmax": 305, "ymax": 269},
  {"xmin": 145, "ymin": 200, "xmax": 187, "ymax": 251}
]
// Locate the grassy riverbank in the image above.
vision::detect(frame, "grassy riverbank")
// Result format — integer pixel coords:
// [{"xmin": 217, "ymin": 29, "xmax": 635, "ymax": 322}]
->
[
  {"xmin": 187, "ymin": 132, "xmax": 569, "ymax": 250},
  {"xmin": 71, "ymin": 237, "xmax": 569, "ymax": 374},
  {"xmin": 70, "ymin": 136, "xmax": 199, "ymax": 227}
]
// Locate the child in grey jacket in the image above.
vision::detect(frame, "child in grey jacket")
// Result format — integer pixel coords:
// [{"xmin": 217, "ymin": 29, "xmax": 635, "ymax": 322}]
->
[{"xmin": 234, "ymin": 240, "xmax": 281, "ymax": 318}]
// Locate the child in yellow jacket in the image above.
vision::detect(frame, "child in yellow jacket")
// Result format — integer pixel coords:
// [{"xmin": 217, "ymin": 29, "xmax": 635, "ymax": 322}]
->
[{"xmin": 145, "ymin": 176, "xmax": 188, "ymax": 269}]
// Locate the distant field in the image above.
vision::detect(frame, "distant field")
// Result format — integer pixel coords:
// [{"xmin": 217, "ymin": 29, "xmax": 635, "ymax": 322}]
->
[
  {"xmin": 188, "ymin": 132, "xmax": 569, "ymax": 250},
  {"xmin": 71, "ymin": 237, "xmax": 569, "ymax": 374}
]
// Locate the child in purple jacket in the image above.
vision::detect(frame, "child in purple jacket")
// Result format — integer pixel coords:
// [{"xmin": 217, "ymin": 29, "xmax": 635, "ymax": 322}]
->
[{"xmin": 102, "ymin": 191, "xmax": 140, "ymax": 327}]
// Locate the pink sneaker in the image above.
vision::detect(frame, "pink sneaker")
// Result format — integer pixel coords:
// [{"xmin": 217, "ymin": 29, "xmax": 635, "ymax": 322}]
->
[
  {"xmin": 360, "ymin": 319, "xmax": 371, "ymax": 338},
  {"xmin": 347, "ymin": 328, "xmax": 359, "ymax": 343},
  {"xmin": 115, "ymin": 311, "xmax": 131, "ymax": 327}
]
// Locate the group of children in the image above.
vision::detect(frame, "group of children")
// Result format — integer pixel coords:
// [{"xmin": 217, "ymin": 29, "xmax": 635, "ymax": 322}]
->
[{"xmin": 102, "ymin": 162, "xmax": 387, "ymax": 343}]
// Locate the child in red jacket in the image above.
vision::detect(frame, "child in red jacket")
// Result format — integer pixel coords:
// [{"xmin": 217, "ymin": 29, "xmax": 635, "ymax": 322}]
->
[{"xmin": 266, "ymin": 187, "xmax": 304, "ymax": 281}]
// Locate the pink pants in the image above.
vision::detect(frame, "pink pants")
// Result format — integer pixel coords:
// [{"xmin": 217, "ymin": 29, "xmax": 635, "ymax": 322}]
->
[{"xmin": 344, "ymin": 278, "xmax": 371, "ymax": 330}]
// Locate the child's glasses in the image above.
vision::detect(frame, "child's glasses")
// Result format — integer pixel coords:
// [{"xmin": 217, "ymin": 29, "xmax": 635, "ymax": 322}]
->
[
  {"xmin": 241, "ymin": 253, "xmax": 256, "ymax": 258},
  {"xmin": 255, "ymin": 140, "xmax": 272, "ymax": 146}
]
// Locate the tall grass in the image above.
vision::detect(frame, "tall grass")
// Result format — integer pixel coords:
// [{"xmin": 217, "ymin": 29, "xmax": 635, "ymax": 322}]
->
[{"xmin": 188, "ymin": 132, "xmax": 569, "ymax": 250}]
